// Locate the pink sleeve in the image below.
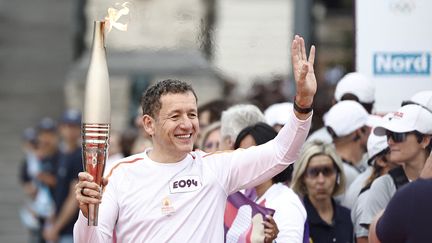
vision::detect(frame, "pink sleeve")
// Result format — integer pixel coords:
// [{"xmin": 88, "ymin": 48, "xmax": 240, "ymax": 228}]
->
[{"xmin": 206, "ymin": 110, "xmax": 312, "ymax": 195}]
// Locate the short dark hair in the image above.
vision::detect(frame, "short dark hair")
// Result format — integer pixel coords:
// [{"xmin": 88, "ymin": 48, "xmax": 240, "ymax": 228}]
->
[
  {"xmin": 198, "ymin": 99, "xmax": 230, "ymax": 125},
  {"xmin": 141, "ymin": 79, "xmax": 197, "ymax": 117}
]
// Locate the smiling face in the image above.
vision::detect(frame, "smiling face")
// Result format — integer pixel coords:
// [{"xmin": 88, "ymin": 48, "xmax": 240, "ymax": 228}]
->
[
  {"xmin": 143, "ymin": 91, "xmax": 199, "ymax": 162},
  {"xmin": 303, "ymin": 154, "xmax": 337, "ymax": 202}
]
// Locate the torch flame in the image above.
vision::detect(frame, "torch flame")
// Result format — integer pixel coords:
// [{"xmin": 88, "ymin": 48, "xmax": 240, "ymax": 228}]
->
[{"xmin": 105, "ymin": 2, "xmax": 130, "ymax": 32}]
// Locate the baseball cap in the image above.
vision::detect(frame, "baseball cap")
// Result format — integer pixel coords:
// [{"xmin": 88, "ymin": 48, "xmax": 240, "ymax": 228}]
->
[
  {"xmin": 264, "ymin": 102, "xmax": 293, "ymax": 127},
  {"xmin": 402, "ymin": 90, "xmax": 432, "ymax": 113},
  {"xmin": 367, "ymin": 114, "xmax": 392, "ymax": 165},
  {"xmin": 37, "ymin": 117, "xmax": 57, "ymax": 132},
  {"xmin": 334, "ymin": 72, "xmax": 375, "ymax": 103},
  {"xmin": 374, "ymin": 104, "xmax": 432, "ymax": 136},
  {"xmin": 324, "ymin": 100, "xmax": 375, "ymax": 137},
  {"xmin": 61, "ymin": 109, "xmax": 82, "ymax": 125}
]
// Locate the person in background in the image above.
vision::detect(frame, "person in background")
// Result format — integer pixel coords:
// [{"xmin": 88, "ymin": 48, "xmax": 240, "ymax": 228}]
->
[
  {"xmin": 341, "ymin": 114, "xmax": 391, "ymax": 210},
  {"xmin": 234, "ymin": 122, "xmax": 307, "ymax": 243},
  {"xmin": 129, "ymin": 107, "xmax": 153, "ymax": 155},
  {"xmin": 198, "ymin": 99, "xmax": 230, "ymax": 129},
  {"xmin": 307, "ymin": 72, "xmax": 375, "ymax": 144},
  {"xmin": 105, "ymin": 131, "xmax": 125, "ymax": 174},
  {"xmin": 401, "ymin": 90, "xmax": 432, "ymax": 113},
  {"xmin": 219, "ymin": 103, "xmax": 278, "ymax": 242},
  {"xmin": 199, "ymin": 121, "xmax": 221, "ymax": 153},
  {"xmin": 291, "ymin": 141, "xmax": 353, "ymax": 243},
  {"xmin": 264, "ymin": 102, "xmax": 293, "ymax": 132},
  {"xmin": 19, "ymin": 127, "xmax": 40, "ymax": 203},
  {"xmin": 219, "ymin": 104, "xmax": 266, "ymax": 150},
  {"xmin": 43, "ymin": 110, "xmax": 83, "ymax": 243},
  {"xmin": 323, "ymin": 101, "xmax": 376, "ymax": 188},
  {"xmin": 360, "ymin": 104, "xmax": 432, "ymax": 230},
  {"xmin": 196, "ymin": 99, "xmax": 230, "ymax": 149},
  {"xmin": 19, "ymin": 127, "xmax": 43, "ymax": 242},
  {"xmin": 350, "ymin": 130, "xmax": 397, "ymax": 243},
  {"xmin": 369, "ymin": 152, "xmax": 432, "ymax": 243},
  {"xmin": 33, "ymin": 117, "xmax": 59, "ymax": 242}
]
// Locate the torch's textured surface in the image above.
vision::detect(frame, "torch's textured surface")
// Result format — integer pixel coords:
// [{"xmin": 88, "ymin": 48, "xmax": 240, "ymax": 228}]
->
[
  {"xmin": 82, "ymin": 123, "xmax": 110, "ymax": 226},
  {"xmin": 83, "ymin": 21, "xmax": 110, "ymax": 124}
]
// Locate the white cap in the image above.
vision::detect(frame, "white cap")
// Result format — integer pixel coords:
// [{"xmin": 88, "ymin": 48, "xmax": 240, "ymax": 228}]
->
[
  {"xmin": 264, "ymin": 102, "xmax": 293, "ymax": 126},
  {"xmin": 374, "ymin": 104, "xmax": 432, "ymax": 136},
  {"xmin": 367, "ymin": 114, "xmax": 392, "ymax": 163},
  {"xmin": 334, "ymin": 72, "xmax": 375, "ymax": 103},
  {"xmin": 405, "ymin": 90, "xmax": 432, "ymax": 112},
  {"xmin": 324, "ymin": 100, "xmax": 375, "ymax": 137}
]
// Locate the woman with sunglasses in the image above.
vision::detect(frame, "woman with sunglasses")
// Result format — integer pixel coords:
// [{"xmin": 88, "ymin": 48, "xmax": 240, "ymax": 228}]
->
[
  {"xmin": 291, "ymin": 141, "xmax": 353, "ymax": 243},
  {"xmin": 360, "ymin": 104, "xmax": 432, "ymax": 230}
]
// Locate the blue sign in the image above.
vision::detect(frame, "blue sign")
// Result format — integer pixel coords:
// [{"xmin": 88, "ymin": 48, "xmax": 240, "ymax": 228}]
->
[{"xmin": 373, "ymin": 53, "xmax": 431, "ymax": 75}]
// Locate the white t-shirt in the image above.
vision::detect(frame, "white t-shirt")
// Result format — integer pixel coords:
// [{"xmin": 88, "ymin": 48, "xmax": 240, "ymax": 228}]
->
[
  {"xmin": 74, "ymin": 112, "xmax": 311, "ymax": 242},
  {"xmin": 359, "ymin": 174, "xmax": 396, "ymax": 227},
  {"xmin": 342, "ymin": 163, "xmax": 360, "ymax": 191},
  {"xmin": 342, "ymin": 166, "xmax": 372, "ymax": 209},
  {"xmin": 256, "ymin": 183, "xmax": 307, "ymax": 243}
]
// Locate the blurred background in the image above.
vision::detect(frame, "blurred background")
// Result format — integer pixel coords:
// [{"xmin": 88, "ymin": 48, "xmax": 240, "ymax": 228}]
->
[{"xmin": 1, "ymin": 0, "xmax": 430, "ymax": 241}]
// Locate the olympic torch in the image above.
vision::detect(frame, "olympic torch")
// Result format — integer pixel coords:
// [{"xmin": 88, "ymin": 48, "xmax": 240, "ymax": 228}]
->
[{"xmin": 82, "ymin": 20, "xmax": 110, "ymax": 226}]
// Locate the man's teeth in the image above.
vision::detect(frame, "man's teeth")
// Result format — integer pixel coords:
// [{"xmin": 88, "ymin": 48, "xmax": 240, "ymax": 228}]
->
[{"xmin": 176, "ymin": 134, "xmax": 191, "ymax": 139}]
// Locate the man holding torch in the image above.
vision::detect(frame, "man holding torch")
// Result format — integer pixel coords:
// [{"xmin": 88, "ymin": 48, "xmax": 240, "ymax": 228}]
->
[{"xmin": 74, "ymin": 35, "xmax": 317, "ymax": 242}]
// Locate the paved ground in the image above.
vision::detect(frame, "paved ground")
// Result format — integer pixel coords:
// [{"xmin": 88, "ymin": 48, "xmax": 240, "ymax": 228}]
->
[{"xmin": 0, "ymin": 0, "xmax": 74, "ymax": 241}]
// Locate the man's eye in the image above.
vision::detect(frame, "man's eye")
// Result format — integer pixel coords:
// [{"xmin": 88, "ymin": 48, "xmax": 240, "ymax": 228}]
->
[
  {"xmin": 171, "ymin": 115, "xmax": 179, "ymax": 120},
  {"xmin": 189, "ymin": 113, "xmax": 197, "ymax": 118}
]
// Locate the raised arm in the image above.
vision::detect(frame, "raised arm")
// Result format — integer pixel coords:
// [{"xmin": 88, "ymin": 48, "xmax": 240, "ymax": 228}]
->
[
  {"xmin": 291, "ymin": 35, "xmax": 317, "ymax": 120},
  {"xmin": 206, "ymin": 35, "xmax": 317, "ymax": 194}
]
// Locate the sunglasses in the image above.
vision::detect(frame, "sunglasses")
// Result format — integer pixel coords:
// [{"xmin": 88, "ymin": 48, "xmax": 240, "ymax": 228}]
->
[
  {"xmin": 204, "ymin": 141, "xmax": 219, "ymax": 150},
  {"xmin": 385, "ymin": 131, "xmax": 420, "ymax": 143},
  {"xmin": 305, "ymin": 166, "xmax": 337, "ymax": 178}
]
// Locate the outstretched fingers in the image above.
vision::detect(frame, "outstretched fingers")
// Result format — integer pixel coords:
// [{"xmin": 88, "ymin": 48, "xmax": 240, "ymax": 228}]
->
[
  {"xmin": 291, "ymin": 35, "xmax": 300, "ymax": 64},
  {"xmin": 300, "ymin": 36, "xmax": 307, "ymax": 61},
  {"xmin": 308, "ymin": 45, "xmax": 316, "ymax": 66}
]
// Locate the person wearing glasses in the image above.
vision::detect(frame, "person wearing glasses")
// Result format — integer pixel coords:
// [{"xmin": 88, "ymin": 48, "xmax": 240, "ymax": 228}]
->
[
  {"xmin": 360, "ymin": 104, "xmax": 432, "ymax": 231},
  {"xmin": 291, "ymin": 141, "xmax": 353, "ymax": 243},
  {"xmin": 199, "ymin": 121, "xmax": 221, "ymax": 153}
]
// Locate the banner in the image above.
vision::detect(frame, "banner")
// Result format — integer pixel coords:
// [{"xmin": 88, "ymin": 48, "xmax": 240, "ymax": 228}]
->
[
  {"xmin": 224, "ymin": 192, "xmax": 275, "ymax": 243},
  {"xmin": 356, "ymin": 0, "xmax": 432, "ymax": 112}
]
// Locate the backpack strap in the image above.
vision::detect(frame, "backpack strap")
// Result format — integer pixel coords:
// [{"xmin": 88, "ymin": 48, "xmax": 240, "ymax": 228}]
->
[
  {"xmin": 359, "ymin": 183, "xmax": 372, "ymax": 195},
  {"xmin": 388, "ymin": 166, "xmax": 409, "ymax": 190}
]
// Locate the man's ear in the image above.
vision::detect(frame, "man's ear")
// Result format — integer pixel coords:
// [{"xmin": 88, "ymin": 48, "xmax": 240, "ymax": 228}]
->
[{"xmin": 142, "ymin": 114, "xmax": 155, "ymax": 137}]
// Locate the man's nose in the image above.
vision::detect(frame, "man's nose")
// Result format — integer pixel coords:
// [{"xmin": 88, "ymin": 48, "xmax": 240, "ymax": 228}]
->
[{"xmin": 179, "ymin": 115, "xmax": 193, "ymax": 129}]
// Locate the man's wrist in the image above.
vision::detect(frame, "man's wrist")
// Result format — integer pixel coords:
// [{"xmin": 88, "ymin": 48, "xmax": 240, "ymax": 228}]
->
[{"xmin": 294, "ymin": 96, "xmax": 313, "ymax": 114}]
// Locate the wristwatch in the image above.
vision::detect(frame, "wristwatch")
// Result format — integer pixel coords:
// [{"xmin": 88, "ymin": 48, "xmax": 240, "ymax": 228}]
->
[{"xmin": 293, "ymin": 97, "xmax": 313, "ymax": 114}]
